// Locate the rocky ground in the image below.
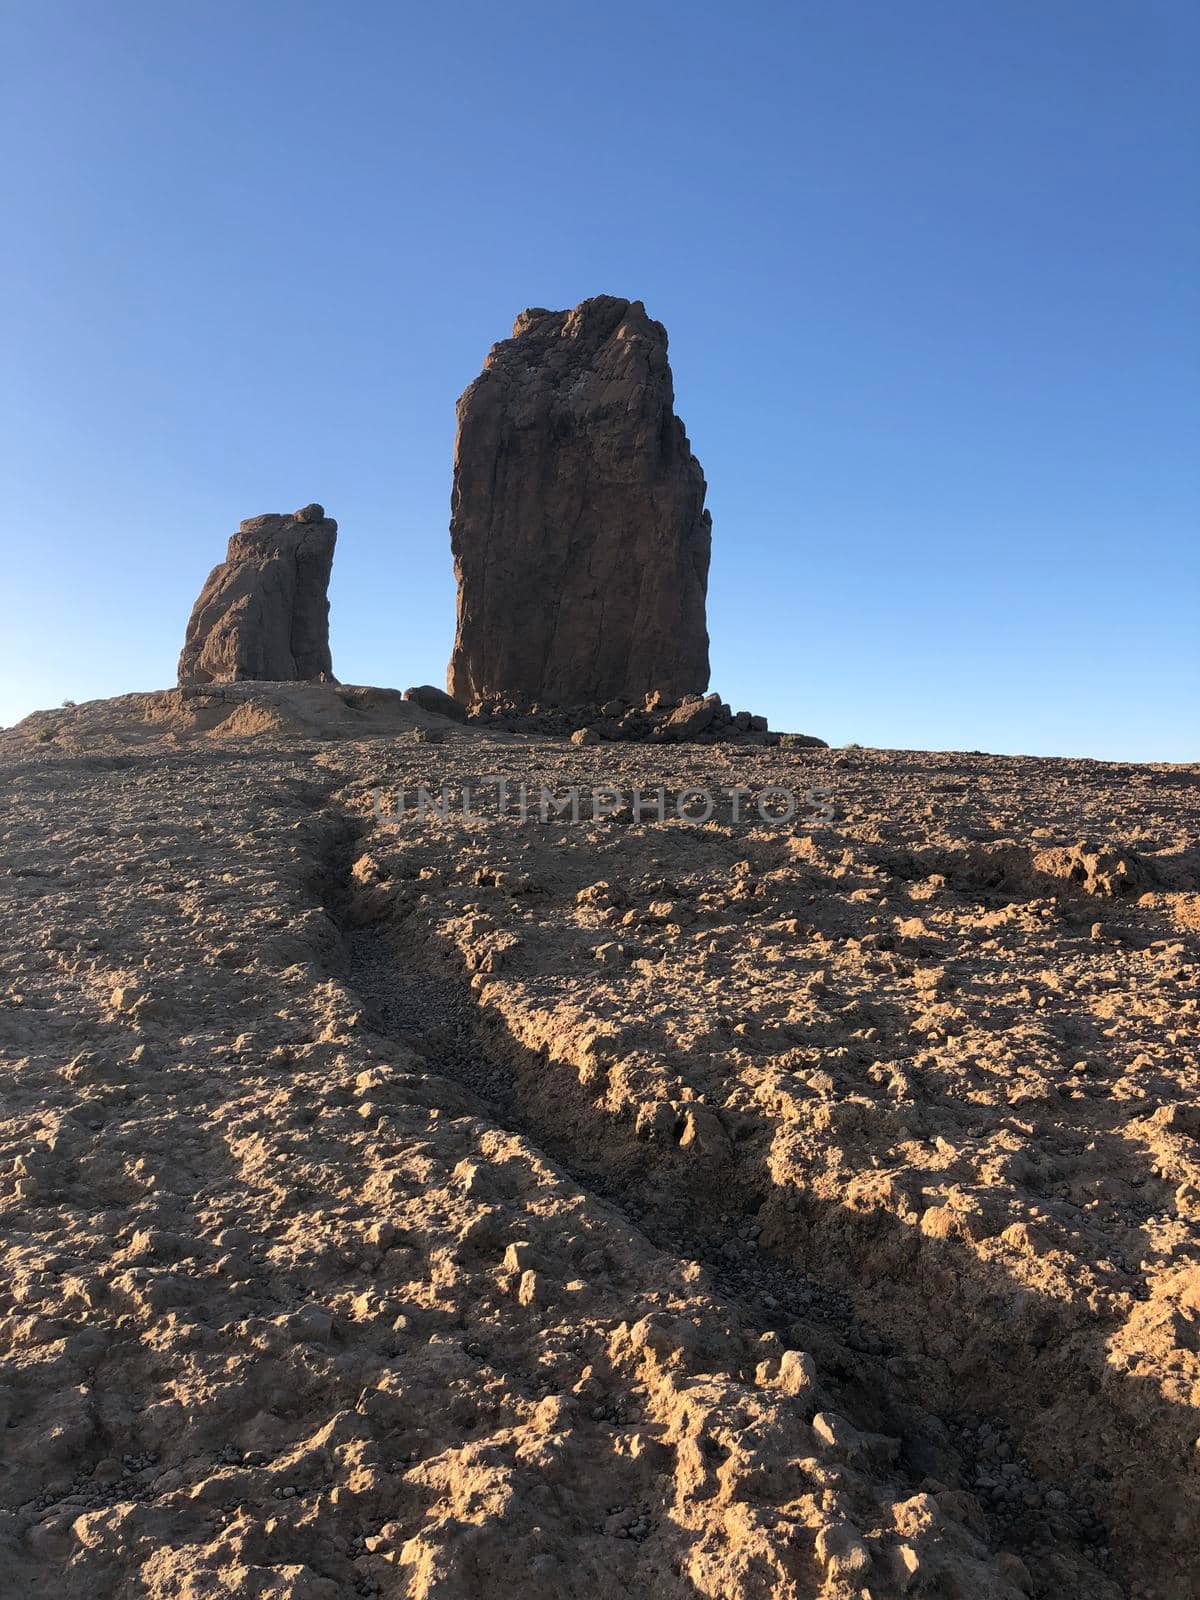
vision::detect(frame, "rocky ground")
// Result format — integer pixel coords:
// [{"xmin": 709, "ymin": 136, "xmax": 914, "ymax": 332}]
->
[{"xmin": 0, "ymin": 685, "xmax": 1196, "ymax": 1600}]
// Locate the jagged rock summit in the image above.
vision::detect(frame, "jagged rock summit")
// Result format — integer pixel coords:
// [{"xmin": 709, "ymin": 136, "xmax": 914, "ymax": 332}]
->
[
  {"xmin": 178, "ymin": 503, "xmax": 337, "ymax": 686},
  {"xmin": 447, "ymin": 296, "xmax": 711, "ymax": 710}
]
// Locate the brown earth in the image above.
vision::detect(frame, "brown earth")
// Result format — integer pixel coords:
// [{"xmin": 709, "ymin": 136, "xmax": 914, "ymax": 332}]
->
[{"xmin": 1, "ymin": 686, "xmax": 1197, "ymax": 1600}]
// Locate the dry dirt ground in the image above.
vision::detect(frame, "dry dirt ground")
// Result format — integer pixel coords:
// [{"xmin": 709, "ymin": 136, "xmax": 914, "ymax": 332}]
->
[{"xmin": 1, "ymin": 685, "xmax": 1197, "ymax": 1600}]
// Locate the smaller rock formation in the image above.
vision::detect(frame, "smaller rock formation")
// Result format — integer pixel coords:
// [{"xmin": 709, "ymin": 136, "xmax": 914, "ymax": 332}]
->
[
  {"xmin": 403, "ymin": 685, "xmax": 467, "ymax": 723},
  {"xmin": 178, "ymin": 504, "xmax": 337, "ymax": 686}
]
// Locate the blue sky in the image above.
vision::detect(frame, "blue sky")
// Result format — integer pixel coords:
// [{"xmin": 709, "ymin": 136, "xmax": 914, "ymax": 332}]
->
[{"xmin": 2, "ymin": 0, "xmax": 1196, "ymax": 759}]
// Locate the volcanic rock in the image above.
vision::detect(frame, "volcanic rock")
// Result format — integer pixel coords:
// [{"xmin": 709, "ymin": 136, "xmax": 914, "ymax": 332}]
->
[
  {"xmin": 460, "ymin": 691, "xmax": 829, "ymax": 748},
  {"xmin": 660, "ymin": 693, "xmax": 722, "ymax": 741},
  {"xmin": 178, "ymin": 506, "xmax": 337, "ymax": 686},
  {"xmin": 447, "ymin": 296, "xmax": 711, "ymax": 709},
  {"xmin": 404, "ymin": 684, "xmax": 468, "ymax": 723}
]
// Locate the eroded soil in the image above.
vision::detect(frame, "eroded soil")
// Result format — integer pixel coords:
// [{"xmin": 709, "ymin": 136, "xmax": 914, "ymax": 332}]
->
[{"xmin": 1, "ymin": 688, "xmax": 1196, "ymax": 1599}]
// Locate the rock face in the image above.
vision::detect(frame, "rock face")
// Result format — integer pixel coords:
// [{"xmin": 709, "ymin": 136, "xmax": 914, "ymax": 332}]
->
[
  {"xmin": 178, "ymin": 505, "xmax": 337, "ymax": 686},
  {"xmin": 447, "ymin": 296, "xmax": 711, "ymax": 709}
]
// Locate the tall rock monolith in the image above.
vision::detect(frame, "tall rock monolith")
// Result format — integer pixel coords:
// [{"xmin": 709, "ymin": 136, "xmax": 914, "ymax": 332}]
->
[{"xmin": 447, "ymin": 297, "xmax": 711, "ymax": 708}]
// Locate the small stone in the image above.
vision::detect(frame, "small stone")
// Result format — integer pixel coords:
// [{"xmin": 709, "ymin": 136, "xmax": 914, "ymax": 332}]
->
[
  {"xmin": 517, "ymin": 1270, "xmax": 545, "ymax": 1307},
  {"xmin": 635, "ymin": 1100, "xmax": 678, "ymax": 1139},
  {"xmin": 814, "ymin": 1520, "xmax": 871, "ymax": 1578},
  {"xmin": 289, "ymin": 1303, "xmax": 334, "ymax": 1344},
  {"xmin": 503, "ymin": 1242, "xmax": 533, "ymax": 1273},
  {"xmin": 891, "ymin": 1543, "xmax": 922, "ymax": 1590},
  {"xmin": 677, "ymin": 1105, "xmax": 727, "ymax": 1156},
  {"xmin": 776, "ymin": 1348, "xmax": 817, "ymax": 1396}
]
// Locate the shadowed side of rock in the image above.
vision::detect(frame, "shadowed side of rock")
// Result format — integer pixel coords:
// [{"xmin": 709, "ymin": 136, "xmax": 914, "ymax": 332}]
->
[
  {"xmin": 467, "ymin": 688, "xmax": 827, "ymax": 748},
  {"xmin": 178, "ymin": 503, "xmax": 337, "ymax": 686},
  {"xmin": 403, "ymin": 684, "xmax": 468, "ymax": 723},
  {"xmin": 447, "ymin": 296, "xmax": 711, "ymax": 709}
]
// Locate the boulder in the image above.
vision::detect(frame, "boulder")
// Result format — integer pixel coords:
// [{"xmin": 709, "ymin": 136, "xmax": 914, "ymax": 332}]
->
[
  {"xmin": 178, "ymin": 506, "xmax": 336, "ymax": 685},
  {"xmin": 447, "ymin": 296, "xmax": 711, "ymax": 708},
  {"xmin": 661, "ymin": 693, "xmax": 722, "ymax": 741},
  {"xmin": 403, "ymin": 684, "xmax": 468, "ymax": 723}
]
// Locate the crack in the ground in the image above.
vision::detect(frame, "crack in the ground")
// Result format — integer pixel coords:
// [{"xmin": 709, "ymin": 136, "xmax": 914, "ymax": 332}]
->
[
  {"xmin": 341, "ymin": 909, "xmax": 1114, "ymax": 1586},
  {"xmin": 348, "ymin": 925, "xmax": 849, "ymax": 1325}
]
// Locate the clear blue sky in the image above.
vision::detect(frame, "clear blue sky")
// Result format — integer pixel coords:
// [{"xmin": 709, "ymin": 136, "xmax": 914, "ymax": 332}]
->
[{"xmin": 2, "ymin": 0, "xmax": 1196, "ymax": 759}]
